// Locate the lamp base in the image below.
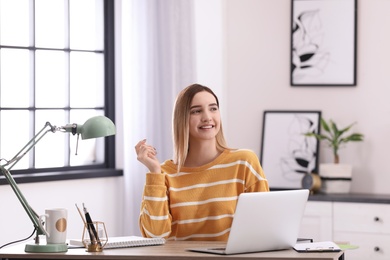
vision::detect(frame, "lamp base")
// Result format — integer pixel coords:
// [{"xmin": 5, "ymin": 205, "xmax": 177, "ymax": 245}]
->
[{"xmin": 25, "ymin": 243, "xmax": 68, "ymax": 253}]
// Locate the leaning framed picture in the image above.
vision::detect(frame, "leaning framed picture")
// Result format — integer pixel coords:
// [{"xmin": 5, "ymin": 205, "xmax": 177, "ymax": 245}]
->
[
  {"xmin": 291, "ymin": 0, "xmax": 357, "ymax": 86},
  {"xmin": 260, "ymin": 111, "xmax": 321, "ymax": 189}
]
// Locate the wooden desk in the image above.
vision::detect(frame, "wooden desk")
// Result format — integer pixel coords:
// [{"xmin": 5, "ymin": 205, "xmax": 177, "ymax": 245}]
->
[{"xmin": 0, "ymin": 241, "xmax": 344, "ymax": 260}]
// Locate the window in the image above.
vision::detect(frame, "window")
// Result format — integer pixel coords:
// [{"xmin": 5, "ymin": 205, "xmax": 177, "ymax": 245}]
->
[{"xmin": 0, "ymin": 0, "xmax": 121, "ymax": 184}]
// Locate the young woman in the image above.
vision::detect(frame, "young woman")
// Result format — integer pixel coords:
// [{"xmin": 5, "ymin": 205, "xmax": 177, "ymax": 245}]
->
[{"xmin": 135, "ymin": 84, "xmax": 269, "ymax": 241}]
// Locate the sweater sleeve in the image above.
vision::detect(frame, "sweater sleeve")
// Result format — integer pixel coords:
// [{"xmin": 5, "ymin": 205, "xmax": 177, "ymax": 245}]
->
[
  {"xmin": 139, "ymin": 173, "xmax": 172, "ymax": 238},
  {"xmin": 243, "ymin": 150, "xmax": 270, "ymax": 192}
]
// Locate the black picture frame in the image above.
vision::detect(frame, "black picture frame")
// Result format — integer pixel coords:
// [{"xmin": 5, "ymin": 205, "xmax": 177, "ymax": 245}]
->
[
  {"xmin": 260, "ymin": 110, "xmax": 321, "ymax": 190},
  {"xmin": 291, "ymin": 0, "xmax": 357, "ymax": 86}
]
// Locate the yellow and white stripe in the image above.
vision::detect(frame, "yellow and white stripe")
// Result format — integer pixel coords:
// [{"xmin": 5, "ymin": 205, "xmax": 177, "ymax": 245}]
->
[{"xmin": 139, "ymin": 149, "xmax": 269, "ymax": 241}]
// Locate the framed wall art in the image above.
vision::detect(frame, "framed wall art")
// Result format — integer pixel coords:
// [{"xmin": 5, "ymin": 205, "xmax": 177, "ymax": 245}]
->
[
  {"xmin": 291, "ymin": 0, "xmax": 357, "ymax": 86},
  {"xmin": 260, "ymin": 111, "xmax": 321, "ymax": 189}
]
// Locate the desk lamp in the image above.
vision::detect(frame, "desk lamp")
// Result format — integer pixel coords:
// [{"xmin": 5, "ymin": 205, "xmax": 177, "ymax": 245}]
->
[{"xmin": 0, "ymin": 116, "xmax": 116, "ymax": 253}]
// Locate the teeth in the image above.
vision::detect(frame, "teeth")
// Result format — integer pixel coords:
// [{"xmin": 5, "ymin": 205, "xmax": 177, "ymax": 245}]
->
[{"xmin": 201, "ymin": 125, "xmax": 213, "ymax": 129}]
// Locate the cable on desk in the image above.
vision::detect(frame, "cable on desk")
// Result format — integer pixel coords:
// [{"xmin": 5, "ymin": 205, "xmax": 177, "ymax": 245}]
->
[{"xmin": 0, "ymin": 227, "xmax": 35, "ymax": 249}]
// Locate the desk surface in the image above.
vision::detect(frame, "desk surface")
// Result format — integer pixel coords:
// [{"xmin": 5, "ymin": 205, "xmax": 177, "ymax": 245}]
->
[{"xmin": 0, "ymin": 241, "xmax": 344, "ymax": 260}]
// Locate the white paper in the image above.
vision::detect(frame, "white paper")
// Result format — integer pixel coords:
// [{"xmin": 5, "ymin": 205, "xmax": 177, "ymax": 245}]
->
[{"xmin": 294, "ymin": 241, "xmax": 341, "ymax": 252}]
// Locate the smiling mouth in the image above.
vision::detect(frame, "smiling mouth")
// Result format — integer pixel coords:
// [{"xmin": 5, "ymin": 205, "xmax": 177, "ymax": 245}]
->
[{"xmin": 200, "ymin": 125, "xmax": 214, "ymax": 129}]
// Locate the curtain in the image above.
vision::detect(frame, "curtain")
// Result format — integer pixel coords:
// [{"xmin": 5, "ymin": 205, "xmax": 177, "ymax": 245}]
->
[{"xmin": 117, "ymin": 0, "xmax": 196, "ymax": 235}]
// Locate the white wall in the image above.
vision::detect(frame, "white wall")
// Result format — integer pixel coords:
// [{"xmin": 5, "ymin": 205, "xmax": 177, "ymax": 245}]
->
[
  {"xmin": 194, "ymin": 0, "xmax": 225, "ymax": 100},
  {"xmin": 0, "ymin": 177, "xmax": 124, "ymax": 246},
  {"xmin": 223, "ymin": 0, "xmax": 390, "ymax": 194}
]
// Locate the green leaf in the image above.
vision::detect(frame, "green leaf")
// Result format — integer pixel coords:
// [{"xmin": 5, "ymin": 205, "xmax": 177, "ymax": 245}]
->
[
  {"xmin": 321, "ymin": 118, "xmax": 331, "ymax": 133},
  {"xmin": 303, "ymin": 117, "xmax": 364, "ymax": 163}
]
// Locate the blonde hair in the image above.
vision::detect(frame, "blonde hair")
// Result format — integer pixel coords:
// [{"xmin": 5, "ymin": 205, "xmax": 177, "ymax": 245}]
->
[{"xmin": 172, "ymin": 84, "xmax": 228, "ymax": 171}]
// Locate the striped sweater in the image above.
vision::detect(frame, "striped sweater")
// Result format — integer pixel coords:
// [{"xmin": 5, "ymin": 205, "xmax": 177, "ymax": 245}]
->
[{"xmin": 139, "ymin": 149, "xmax": 269, "ymax": 241}]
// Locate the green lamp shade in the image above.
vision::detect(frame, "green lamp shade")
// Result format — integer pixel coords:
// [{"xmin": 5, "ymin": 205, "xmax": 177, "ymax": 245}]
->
[{"xmin": 80, "ymin": 116, "xmax": 116, "ymax": 140}]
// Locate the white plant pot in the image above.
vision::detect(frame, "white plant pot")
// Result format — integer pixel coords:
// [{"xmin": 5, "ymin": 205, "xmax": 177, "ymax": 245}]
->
[{"xmin": 319, "ymin": 164, "xmax": 352, "ymax": 194}]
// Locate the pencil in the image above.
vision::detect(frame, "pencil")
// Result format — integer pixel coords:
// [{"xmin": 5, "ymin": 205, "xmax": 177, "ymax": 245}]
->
[{"xmin": 75, "ymin": 203, "xmax": 86, "ymax": 224}]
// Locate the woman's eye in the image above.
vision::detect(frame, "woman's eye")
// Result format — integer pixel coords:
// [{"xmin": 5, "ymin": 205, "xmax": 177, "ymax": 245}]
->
[{"xmin": 191, "ymin": 109, "xmax": 201, "ymax": 114}]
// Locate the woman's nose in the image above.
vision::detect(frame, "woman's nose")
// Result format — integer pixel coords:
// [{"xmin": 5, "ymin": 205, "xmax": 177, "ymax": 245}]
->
[{"xmin": 202, "ymin": 113, "xmax": 212, "ymax": 122}]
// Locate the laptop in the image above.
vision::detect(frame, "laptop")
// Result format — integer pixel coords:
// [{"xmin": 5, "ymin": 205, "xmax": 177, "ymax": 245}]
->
[{"xmin": 188, "ymin": 189, "xmax": 309, "ymax": 255}]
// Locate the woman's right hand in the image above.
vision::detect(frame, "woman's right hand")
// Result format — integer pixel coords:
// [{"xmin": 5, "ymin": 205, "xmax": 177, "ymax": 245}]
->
[{"xmin": 135, "ymin": 139, "xmax": 161, "ymax": 173}]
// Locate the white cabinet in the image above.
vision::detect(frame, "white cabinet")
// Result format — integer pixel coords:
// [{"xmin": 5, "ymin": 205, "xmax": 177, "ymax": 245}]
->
[
  {"xmin": 334, "ymin": 232, "xmax": 390, "ymax": 259},
  {"xmin": 300, "ymin": 200, "xmax": 390, "ymax": 260},
  {"xmin": 333, "ymin": 202, "xmax": 390, "ymax": 260},
  {"xmin": 299, "ymin": 201, "xmax": 333, "ymax": 242}
]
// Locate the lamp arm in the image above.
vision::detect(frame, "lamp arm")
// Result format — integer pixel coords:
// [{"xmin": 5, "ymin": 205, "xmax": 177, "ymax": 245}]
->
[
  {"xmin": 4, "ymin": 122, "xmax": 57, "ymax": 171},
  {"xmin": 0, "ymin": 122, "xmax": 58, "ymax": 237},
  {"xmin": 0, "ymin": 166, "xmax": 45, "ymax": 236}
]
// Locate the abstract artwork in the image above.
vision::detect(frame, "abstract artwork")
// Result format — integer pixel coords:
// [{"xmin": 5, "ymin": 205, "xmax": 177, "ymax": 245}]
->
[
  {"xmin": 260, "ymin": 111, "xmax": 321, "ymax": 189},
  {"xmin": 291, "ymin": 0, "xmax": 357, "ymax": 86}
]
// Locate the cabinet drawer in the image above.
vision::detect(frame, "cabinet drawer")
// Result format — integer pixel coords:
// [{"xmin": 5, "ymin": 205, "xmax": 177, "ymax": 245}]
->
[
  {"xmin": 334, "ymin": 202, "xmax": 390, "ymax": 233},
  {"xmin": 299, "ymin": 201, "xmax": 333, "ymax": 241},
  {"xmin": 334, "ymin": 232, "xmax": 390, "ymax": 260},
  {"xmin": 304, "ymin": 201, "xmax": 332, "ymax": 216}
]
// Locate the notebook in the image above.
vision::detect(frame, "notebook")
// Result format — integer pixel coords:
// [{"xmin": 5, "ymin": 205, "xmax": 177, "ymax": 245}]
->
[
  {"xmin": 69, "ymin": 236, "xmax": 165, "ymax": 249},
  {"xmin": 188, "ymin": 189, "xmax": 309, "ymax": 255}
]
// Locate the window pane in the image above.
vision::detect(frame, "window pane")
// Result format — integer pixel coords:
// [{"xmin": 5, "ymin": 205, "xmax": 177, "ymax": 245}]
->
[
  {"xmin": 70, "ymin": 52, "xmax": 104, "ymax": 107},
  {"xmin": 0, "ymin": 49, "xmax": 31, "ymax": 107},
  {"xmin": 36, "ymin": 50, "xmax": 68, "ymax": 107},
  {"xmin": 35, "ymin": 0, "xmax": 66, "ymax": 48},
  {"xmin": 35, "ymin": 110, "xmax": 67, "ymax": 168},
  {"xmin": 69, "ymin": 110, "xmax": 104, "ymax": 166},
  {"xmin": 0, "ymin": 0, "xmax": 30, "ymax": 46},
  {"xmin": 0, "ymin": 111, "xmax": 30, "ymax": 169},
  {"xmin": 69, "ymin": 0, "xmax": 103, "ymax": 50},
  {"xmin": 0, "ymin": 0, "xmax": 111, "ymax": 178}
]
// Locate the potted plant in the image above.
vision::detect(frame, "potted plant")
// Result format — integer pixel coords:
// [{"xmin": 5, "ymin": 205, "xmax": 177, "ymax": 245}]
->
[{"xmin": 304, "ymin": 118, "xmax": 364, "ymax": 193}]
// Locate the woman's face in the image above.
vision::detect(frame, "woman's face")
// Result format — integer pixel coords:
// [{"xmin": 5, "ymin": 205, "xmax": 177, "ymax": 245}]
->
[{"xmin": 188, "ymin": 91, "xmax": 221, "ymax": 142}]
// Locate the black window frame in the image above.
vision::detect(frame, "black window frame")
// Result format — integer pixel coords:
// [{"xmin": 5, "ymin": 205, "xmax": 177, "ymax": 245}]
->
[{"xmin": 0, "ymin": 0, "xmax": 123, "ymax": 185}]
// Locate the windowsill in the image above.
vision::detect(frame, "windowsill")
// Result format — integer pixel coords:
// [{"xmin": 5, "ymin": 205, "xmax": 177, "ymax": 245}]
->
[{"xmin": 0, "ymin": 168, "xmax": 123, "ymax": 185}]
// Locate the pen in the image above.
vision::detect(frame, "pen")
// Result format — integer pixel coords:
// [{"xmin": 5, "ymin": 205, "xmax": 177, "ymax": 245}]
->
[{"xmin": 83, "ymin": 203, "xmax": 101, "ymax": 247}]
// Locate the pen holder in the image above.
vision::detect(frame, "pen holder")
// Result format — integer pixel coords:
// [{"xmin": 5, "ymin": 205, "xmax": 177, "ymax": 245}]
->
[{"xmin": 81, "ymin": 221, "xmax": 108, "ymax": 252}]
